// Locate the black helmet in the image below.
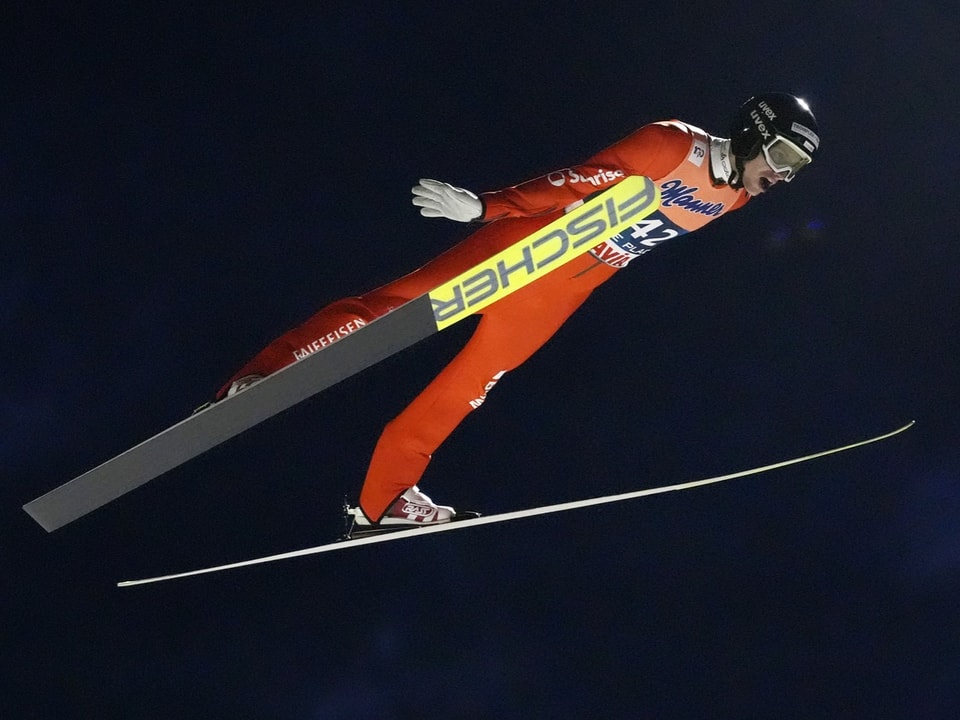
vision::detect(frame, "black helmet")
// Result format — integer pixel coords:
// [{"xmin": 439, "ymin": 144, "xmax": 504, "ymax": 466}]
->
[{"xmin": 729, "ymin": 93, "xmax": 820, "ymax": 182}]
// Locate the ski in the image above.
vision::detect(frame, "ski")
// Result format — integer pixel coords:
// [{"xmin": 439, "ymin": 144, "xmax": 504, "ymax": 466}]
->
[
  {"xmin": 116, "ymin": 420, "xmax": 914, "ymax": 587},
  {"xmin": 24, "ymin": 175, "xmax": 660, "ymax": 532}
]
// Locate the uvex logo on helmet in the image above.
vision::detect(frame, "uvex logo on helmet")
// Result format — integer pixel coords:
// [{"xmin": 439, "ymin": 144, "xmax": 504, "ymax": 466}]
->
[{"xmin": 749, "ymin": 101, "xmax": 778, "ymax": 141}]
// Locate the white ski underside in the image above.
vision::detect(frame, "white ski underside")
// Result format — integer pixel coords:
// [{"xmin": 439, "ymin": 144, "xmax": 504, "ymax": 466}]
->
[{"xmin": 118, "ymin": 420, "xmax": 914, "ymax": 587}]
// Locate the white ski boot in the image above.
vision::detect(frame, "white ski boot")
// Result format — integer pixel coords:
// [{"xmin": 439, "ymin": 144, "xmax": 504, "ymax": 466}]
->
[{"xmin": 351, "ymin": 486, "xmax": 456, "ymax": 527}]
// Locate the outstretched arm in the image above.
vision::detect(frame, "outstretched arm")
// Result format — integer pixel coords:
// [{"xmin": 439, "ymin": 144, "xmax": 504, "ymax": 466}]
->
[{"xmin": 411, "ymin": 123, "xmax": 690, "ymax": 223}]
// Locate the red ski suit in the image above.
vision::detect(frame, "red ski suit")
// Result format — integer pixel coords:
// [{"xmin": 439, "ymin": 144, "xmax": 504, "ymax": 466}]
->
[{"xmin": 221, "ymin": 121, "xmax": 750, "ymax": 521}]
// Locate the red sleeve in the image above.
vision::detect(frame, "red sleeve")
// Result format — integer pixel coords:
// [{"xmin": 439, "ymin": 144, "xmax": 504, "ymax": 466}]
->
[{"xmin": 480, "ymin": 123, "xmax": 692, "ymax": 221}]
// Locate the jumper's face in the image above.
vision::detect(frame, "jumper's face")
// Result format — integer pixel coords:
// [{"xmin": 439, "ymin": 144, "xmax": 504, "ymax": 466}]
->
[{"xmin": 741, "ymin": 153, "xmax": 788, "ymax": 196}]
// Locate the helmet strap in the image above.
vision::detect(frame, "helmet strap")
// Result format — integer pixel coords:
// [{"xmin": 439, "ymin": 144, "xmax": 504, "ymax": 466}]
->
[{"xmin": 728, "ymin": 155, "xmax": 745, "ymax": 190}]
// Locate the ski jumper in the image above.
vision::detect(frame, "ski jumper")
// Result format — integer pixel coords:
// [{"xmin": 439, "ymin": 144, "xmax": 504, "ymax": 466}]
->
[{"xmin": 219, "ymin": 121, "xmax": 751, "ymax": 521}]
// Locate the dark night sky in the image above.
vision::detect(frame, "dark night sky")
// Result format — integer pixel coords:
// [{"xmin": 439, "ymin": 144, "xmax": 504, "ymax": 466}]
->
[{"xmin": 4, "ymin": 2, "xmax": 959, "ymax": 718}]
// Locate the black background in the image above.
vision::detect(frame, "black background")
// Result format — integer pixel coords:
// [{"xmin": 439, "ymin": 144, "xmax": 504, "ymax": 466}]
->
[{"xmin": 4, "ymin": 2, "xmax": 958, "ymax": 718}]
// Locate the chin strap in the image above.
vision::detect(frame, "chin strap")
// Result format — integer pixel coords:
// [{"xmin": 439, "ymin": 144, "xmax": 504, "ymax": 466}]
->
[{"xmin": 728, "ymin": 156, "xmax": 745, "ymax": 190}]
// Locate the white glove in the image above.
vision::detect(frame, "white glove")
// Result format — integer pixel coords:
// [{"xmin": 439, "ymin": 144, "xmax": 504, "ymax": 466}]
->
[{"xmin": 411, "ymin": 178, "xmax": 482, "ymax": 222}]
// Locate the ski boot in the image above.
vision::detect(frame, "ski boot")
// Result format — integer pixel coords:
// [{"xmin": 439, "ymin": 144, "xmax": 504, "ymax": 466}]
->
[{"xmin": 343, "ymin": 486, "xmax": 474, "ymax": 538}]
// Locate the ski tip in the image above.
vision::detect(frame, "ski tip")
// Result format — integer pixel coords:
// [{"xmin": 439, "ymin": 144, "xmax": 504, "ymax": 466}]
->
[{"xmin": 894, "ymin": 419, "xmax": 916, "ymax": 434}]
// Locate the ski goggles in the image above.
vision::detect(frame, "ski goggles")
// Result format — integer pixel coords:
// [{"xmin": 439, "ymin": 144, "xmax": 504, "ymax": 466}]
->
[{"xmin": 761, "ymin": 135, "xmax": 812, "ymax": 182}]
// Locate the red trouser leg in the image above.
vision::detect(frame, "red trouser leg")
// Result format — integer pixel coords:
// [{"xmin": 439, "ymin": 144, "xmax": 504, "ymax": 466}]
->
[
  {"xmin": 215, "ymin": 295, "xmax": 406, "ymax": 399},
  {"xmin": 216, "ymin": 211, "xmax": 618, "ymax": 520},
  {"xmin": 216, "ymin": 214, "xmax": 560, "ymax": 400},
  {"xmin": 358, "ymin": 251, "xmax": 616, "ymax": 521}
]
